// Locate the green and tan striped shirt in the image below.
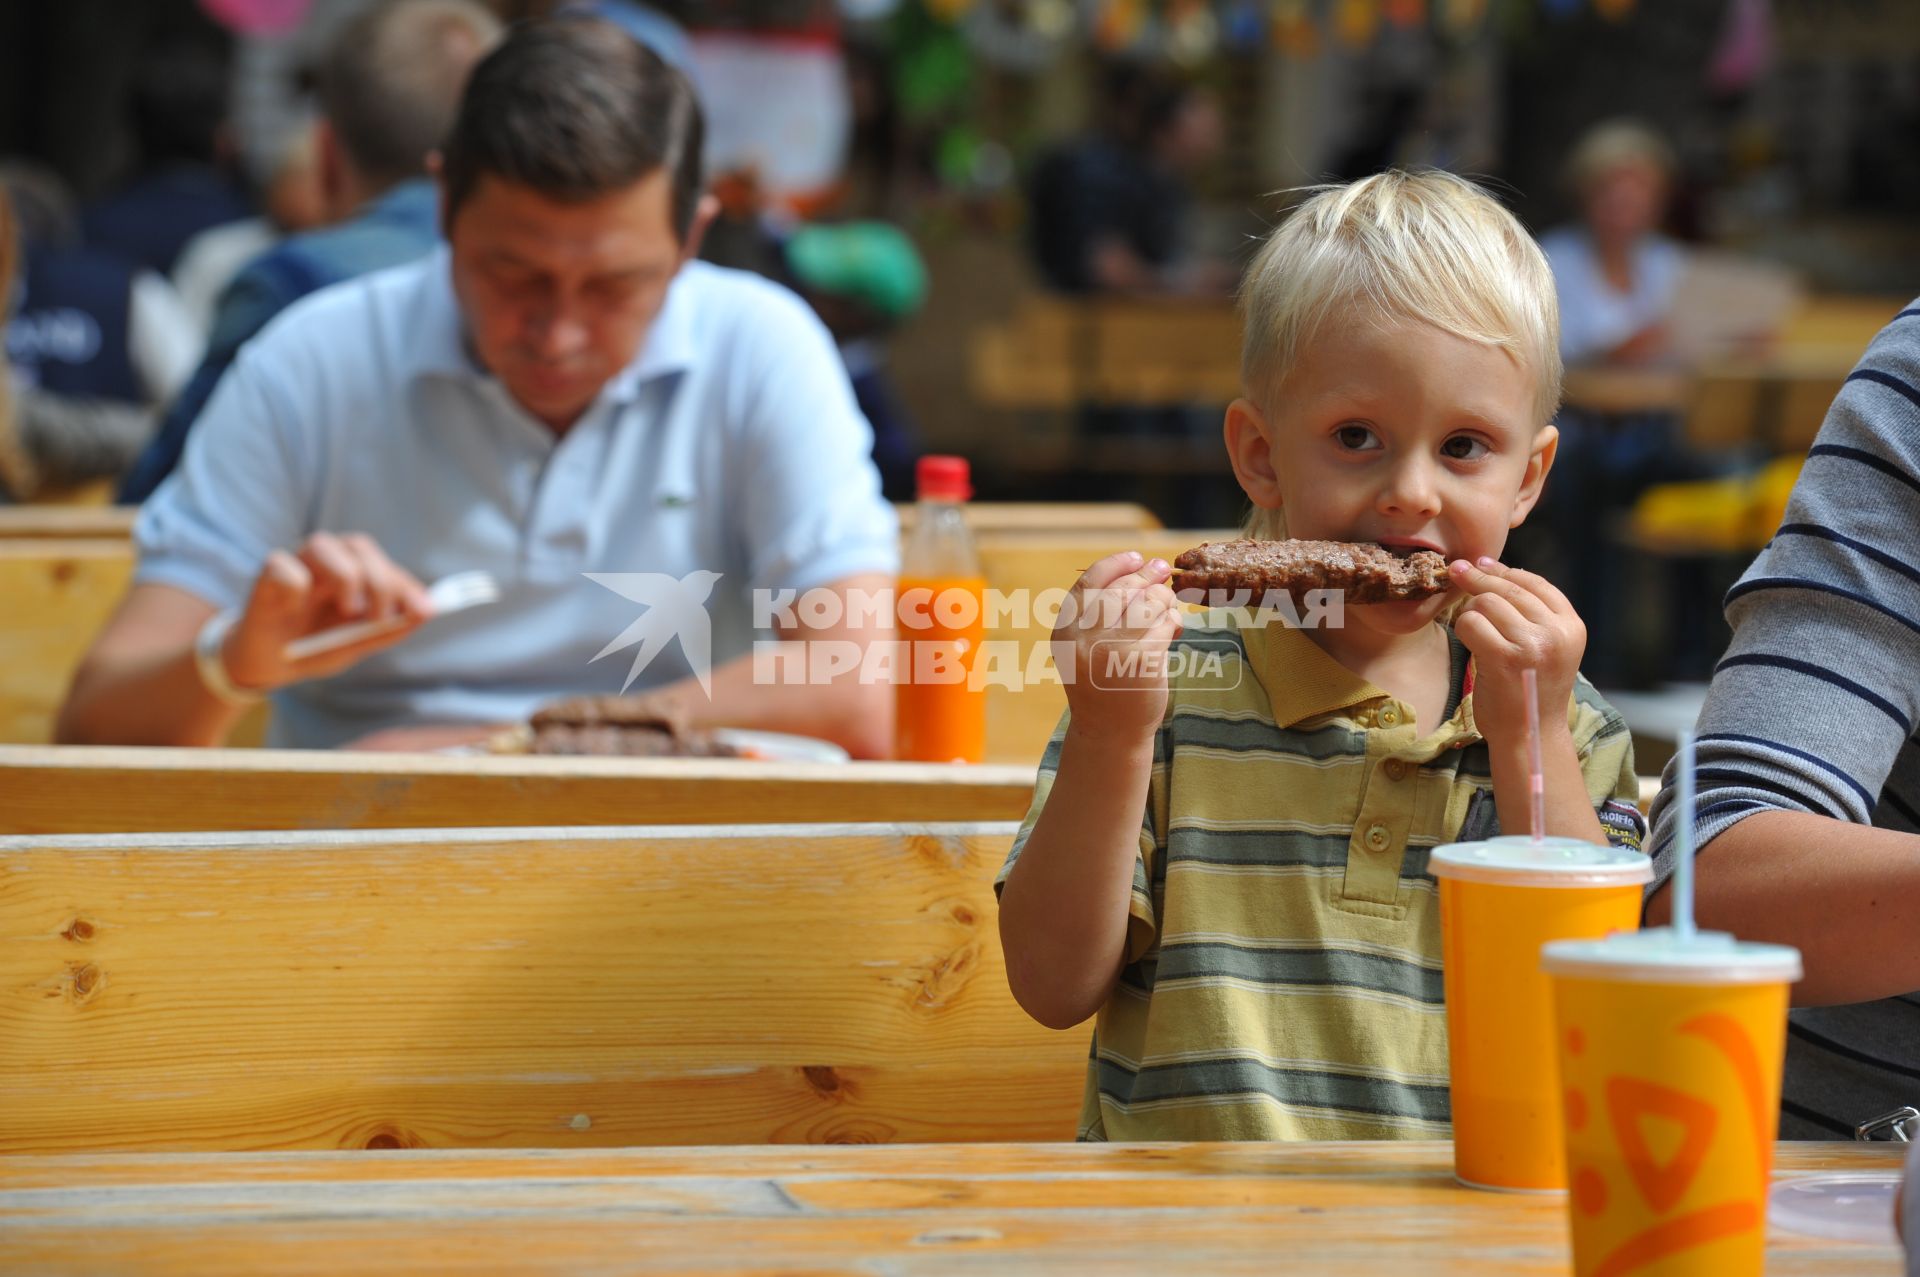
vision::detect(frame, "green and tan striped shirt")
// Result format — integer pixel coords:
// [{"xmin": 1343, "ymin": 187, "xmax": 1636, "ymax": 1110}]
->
[{"xmin": 998, "ymin": 616, "xmax": 1644, "ymax": 1141}]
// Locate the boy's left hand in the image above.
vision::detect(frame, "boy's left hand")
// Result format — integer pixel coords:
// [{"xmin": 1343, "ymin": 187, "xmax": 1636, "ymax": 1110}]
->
[{"xmin": 1448, "ymin": 557, "xmax": 1586, "ymax": 747}]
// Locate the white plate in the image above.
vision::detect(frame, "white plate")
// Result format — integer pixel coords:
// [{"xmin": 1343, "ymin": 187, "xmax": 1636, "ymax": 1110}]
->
[{"xmin": 710, "ymin": 729, "xmax": 850, "ymax": 764}]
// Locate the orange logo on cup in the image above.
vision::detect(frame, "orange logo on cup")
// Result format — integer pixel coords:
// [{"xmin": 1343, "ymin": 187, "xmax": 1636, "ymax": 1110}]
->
[{"xmin": 1563, "ymin": 1013, "xmax": 1773, "ymax": 1276}]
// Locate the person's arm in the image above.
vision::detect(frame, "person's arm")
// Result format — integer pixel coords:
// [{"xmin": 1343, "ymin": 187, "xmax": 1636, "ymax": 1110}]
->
[
  {"xmin": 1644, "ymin": 307, "xmax": 1920, "ymax": 1005},
  {"xmin": 58, "ymin": 532, "xmax": 433, "ymax": 746},
  {"xmin": 998, "ymin": 551, "xmax": 1182, "ymax": 1030},
  {"xmin": 69, "ymin": 293, "xmax": 436, "ymax": 745},
  {"xmin": 731, "ymin": 276, "xmax": 902, "ymax": 756},
  {"xmin": 1646, "ymin": 812, "xmax": 1920, "ymax": 1005},
  {"xmin": 1448, "ymin": 558, "xmax": 1608, "ymax": 844},
  {"xmin": 587, "ymin": 572, "xmax": 897, "ymax": 761}
]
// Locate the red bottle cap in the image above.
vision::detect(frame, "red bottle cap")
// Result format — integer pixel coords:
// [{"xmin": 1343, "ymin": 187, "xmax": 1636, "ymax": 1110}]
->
[{"xmin": 916, "ymin": 455, "xmax": 972, "ymax": 502}]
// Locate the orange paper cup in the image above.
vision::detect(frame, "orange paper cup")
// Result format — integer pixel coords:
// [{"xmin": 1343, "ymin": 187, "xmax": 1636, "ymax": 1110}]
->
[
  {"xmin": 1431, "ymin": 836, "xmax": 1652, "ymax": 1192},
  {"xmin": 1543, "ymin": 929, "xmax": 1801, "ymax": 1277}
]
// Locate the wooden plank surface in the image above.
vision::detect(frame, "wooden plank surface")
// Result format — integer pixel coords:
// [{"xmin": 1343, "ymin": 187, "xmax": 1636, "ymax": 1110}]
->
[
  {"xmin": 969, "ymin": 297, "xmax": 1243, "ymax": 409},
  {"xmin": 0, "ymin": 539, "xmax": 134, "ymax": 744},
  {"xmin": 901, "ymin": 501, "xmax": 1163, "ymax": 534},
  {"xmin": 0, "ymin": 822, "xmax": 1086, "ymax": 1153},
  {"xmin": 0, "ymin": 745, "xmax": 1040, "ymax": 835},
  {"xmin": 0, "ymin": 503, "xmax": 1160, "ymax": 542},
  {"xmin": 0, "ymin": 525, "xmax": 1191, "ymax": 755},
  {"xmin": 0, "ymin": 1141, "xmax": 1899, "ymax": 1275},
  {"xmin": 0, "ymin": 505, "xmax": 136, "ymax": 538}
]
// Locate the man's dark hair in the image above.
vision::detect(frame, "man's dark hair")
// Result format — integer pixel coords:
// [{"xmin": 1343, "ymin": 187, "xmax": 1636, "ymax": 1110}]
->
[
  {"xmin": 317, "ymin": 0, "xmax": 503, "ymax": 191},
  {"xmin": 439, "ymin": 16, "xmax": 706, "ymax": 240}
]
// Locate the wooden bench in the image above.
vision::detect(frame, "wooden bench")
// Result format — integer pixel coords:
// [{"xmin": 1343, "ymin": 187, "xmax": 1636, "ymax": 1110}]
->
[
  {"xmin": 0, "ymin": 502, "xmax": 1163, "ymax": 543},
  {"xmin": 0, "ymin": 539, "xmax": 134, "ymax": 744},
  {"xmin": 0, "ymin": 528, "xmax": 1221, "ymax": 755},
  {"xmin": 0, "ymin": 821, "xmax": 1084, "ymax": 1153},
  {"xmin": 970, "ymin": 297, "xmax": 1243, "ymax": 410},
  {"xmin": 0, "ymin": 745, "xmax": 1040, "ymax": 835},
  {"xmin": 0, "ymin": 505, "xmax": 136, "ymax": 539}
]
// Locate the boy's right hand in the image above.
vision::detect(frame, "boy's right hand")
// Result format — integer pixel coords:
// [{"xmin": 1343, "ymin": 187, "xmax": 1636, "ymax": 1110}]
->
[{"xmin": 1053, "ymin": 550, "xmax": 1184, "ymax": 741}]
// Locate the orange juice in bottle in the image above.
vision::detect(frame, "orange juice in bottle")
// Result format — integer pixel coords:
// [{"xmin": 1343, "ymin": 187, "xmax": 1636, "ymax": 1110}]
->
[{"xmin": 895, "ymin": 456, "xmax": 986, "ymax": 763}]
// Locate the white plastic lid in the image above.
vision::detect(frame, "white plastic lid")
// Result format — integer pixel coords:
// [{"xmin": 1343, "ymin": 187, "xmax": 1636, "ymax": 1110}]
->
[
  {"xmin": 1541, "ymin": 926, "xmax": 1803, "ymax": 985},
  {"xmin": 1767, "ymin": 1174, "xmax": 1901, "ymax": 1245},
  {"xmin": 1429, "ymin": 835, "xmax": 1654, "ymax": 888}
]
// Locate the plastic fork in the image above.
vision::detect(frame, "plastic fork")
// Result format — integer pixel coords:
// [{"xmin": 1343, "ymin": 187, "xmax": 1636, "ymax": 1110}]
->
[{"xmin": 283, "ymin": 570, "xmax": 500, "ymax": 663}]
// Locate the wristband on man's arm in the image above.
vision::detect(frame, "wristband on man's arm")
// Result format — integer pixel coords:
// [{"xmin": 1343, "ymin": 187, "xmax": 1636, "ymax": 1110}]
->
[{"xmin": 194, "ymin": 610, "xmax": 265, "ymax": 706}]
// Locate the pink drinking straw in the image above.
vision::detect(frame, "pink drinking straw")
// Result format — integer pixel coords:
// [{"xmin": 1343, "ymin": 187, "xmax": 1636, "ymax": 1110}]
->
[{"xmin": 1523, "ymin": 668, "xmax": 1544, "ymax": 844}]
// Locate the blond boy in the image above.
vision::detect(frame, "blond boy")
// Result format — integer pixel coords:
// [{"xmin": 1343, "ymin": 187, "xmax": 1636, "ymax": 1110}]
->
[{"xmin": 996, "ymin": 170, "xmax": 1647, "ymax": 1141}]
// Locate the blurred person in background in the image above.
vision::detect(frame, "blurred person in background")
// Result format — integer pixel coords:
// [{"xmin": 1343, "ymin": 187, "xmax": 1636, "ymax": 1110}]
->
[
  {"xmin": 782, "ymin": 220, "xmax": 926, "ymax": 500},
  {"xmin": 1539, "ymin": 119, "xmax": 1684, "ymax": 368},
  {"xmin": 0, "ymin": 187, "xmax": 15, "ymax": 485},
  {"xmin": 0, "ymin": 165, "xmax": 202, "ymax": 501},
  {"xmin": 224, "ymin": 0, "xmax": 380, "ymax": 202},
  {"xmin": 81, "ymin": 29, "xmax": 254, "ymax": 280},
  {"xmin": 1534, "ymin": 120, "xmax": 1719, "ymax": 684},
  {"xmin": 119, "ymin": 0, "xmax": 504, "ymax": 505},
  {"xmin": 171, "ymin": 121, "xmax": 332, "ymax": 336},
  {"xmin": 1028, "ymin": 65, "xmax": 1229, "ymax": 298},
  {"xmin": 61, "ymin": 18, "xmax": 896, "ymax": 756}
]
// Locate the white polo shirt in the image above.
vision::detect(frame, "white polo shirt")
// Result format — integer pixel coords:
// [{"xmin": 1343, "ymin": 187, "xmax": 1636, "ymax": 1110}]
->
[{"xmin": 135, "ymin": 250, "xmax": 899, "ymax": 747}]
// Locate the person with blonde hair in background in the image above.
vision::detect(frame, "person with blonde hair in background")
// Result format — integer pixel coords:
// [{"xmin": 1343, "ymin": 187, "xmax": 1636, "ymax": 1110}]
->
[
  {"xmin": 1539, "ymin": 118, "xmax": 1682, "ymax": 369},
  {"xmin": 1532, "ymin": 119, "xmax": 1732, "ymax": 684}
]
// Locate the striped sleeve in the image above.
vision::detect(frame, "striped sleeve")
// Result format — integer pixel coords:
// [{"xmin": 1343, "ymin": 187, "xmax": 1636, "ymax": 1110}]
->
[
  {"xmin": 1646, "ymin": 302, "xmax": 1920, "ymax": 887},
  {"xmin": 1571, "ymin": 678, "xmax": 1646, "ymax": 851},
  {"xmin": 996, "ymin": 708, "xmax": 1164, "ymax": 962}
]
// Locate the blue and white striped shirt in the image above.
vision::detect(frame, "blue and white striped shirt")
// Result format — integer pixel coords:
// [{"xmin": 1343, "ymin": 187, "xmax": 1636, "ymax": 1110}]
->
[{"xmin": 1647, "ymin": 299, "xmax": 1920, "ymax": 1139}]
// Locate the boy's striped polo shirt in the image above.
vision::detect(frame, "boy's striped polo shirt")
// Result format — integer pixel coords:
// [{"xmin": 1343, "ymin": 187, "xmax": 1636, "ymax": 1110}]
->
[{"xmin": 998, "ymin": 614, "xmax": 1645, "ymax": 1141}]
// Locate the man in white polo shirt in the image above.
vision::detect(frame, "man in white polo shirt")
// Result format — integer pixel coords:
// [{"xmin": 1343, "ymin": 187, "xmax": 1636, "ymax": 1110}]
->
[{"xmin": 58, "ymin": 16, "xmax": 898, "ymax": 755}]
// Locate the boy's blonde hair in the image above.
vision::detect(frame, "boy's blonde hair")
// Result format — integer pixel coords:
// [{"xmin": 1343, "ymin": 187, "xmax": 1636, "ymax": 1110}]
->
[{"xmin": 1238, "ymin": 169, "xmax": 1561, "ymax": 539}]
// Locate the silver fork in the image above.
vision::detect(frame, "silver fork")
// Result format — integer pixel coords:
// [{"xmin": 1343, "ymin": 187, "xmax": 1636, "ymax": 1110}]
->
[{"xmin": 283, "ymin": 570, "xmax": 500, "ymax": 662}]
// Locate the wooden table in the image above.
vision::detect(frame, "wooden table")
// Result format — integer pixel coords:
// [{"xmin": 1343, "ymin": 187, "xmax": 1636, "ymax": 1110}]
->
[{"xmin": 0, "ymin": 1141, "xmax": 1900, "ymax": 1274}]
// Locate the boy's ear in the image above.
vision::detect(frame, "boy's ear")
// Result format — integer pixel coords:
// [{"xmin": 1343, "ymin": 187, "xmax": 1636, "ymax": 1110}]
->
[
  {"xmin": 1509, "ymin": 422, "xmax": 1559, "ymax": 527},
  {"xmin": 1224, "ymin": 397, "xmax": 1283, "ymax": 513}
]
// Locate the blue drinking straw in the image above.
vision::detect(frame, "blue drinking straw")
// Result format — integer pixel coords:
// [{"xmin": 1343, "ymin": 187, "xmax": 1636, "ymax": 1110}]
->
[{"xmin": 1674, "ymin": 728, "xmax": 1697, "ymax": 940}]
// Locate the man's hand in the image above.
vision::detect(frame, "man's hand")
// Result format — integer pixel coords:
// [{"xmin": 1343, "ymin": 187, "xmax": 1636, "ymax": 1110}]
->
[
  {"xmin": 221, "ymin": 532, "xmax": 435, "ymax": 693},
  {"xmin": 1449, "ymin": 556, "xmax": 1586, "ymax": 750},
  {"xmin": 1054, "ymin": 550, "xmax": 1184, "ymax": 743}
]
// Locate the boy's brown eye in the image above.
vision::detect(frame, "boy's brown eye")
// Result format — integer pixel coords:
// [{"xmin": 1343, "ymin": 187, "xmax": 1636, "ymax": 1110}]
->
[
  {"xmin": 1443, "ymin": 436, "xmax": 1490, "ymax": 460},
  {"xmin": 1336, "ymin": 425, "xmax": 1378, "ymax": 450}
]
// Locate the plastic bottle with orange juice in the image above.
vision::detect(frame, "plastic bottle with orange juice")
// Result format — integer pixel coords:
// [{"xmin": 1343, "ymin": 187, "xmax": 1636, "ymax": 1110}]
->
[{"xmin": 894, "ymin": 456, "xmax": 986, "ymax": 763}]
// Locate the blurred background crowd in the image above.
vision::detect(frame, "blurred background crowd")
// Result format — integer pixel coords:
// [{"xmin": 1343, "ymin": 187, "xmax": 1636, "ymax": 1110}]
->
[{"xmin": 3, "ymin": 0, "xmax": 1918, "ymax": 700}]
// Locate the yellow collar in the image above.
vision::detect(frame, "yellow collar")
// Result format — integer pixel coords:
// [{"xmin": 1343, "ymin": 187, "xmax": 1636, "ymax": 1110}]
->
[
  {"xmin": 1253, "ymin": 622, "xmax": 1391, "ymax": 728},
  {"xmin": 1250, "ymin": 621, "xmax": 1480, "ymax": 745}
]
